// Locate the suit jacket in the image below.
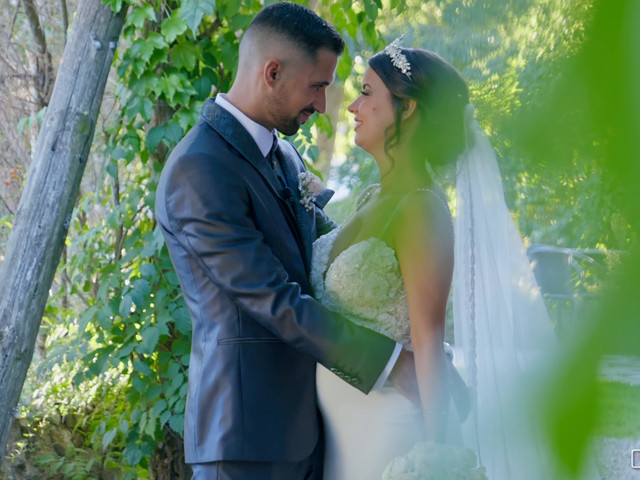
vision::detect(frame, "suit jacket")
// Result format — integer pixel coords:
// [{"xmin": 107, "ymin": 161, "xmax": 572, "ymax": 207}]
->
[{"xmin": 155, "ymin": 98, "xmax": 395, "ymax": 464}]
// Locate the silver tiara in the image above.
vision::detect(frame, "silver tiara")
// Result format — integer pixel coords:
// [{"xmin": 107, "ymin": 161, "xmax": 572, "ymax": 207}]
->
[{"xmin": 384, "ymin": 36, "xmax": 411, "ymax": 77}]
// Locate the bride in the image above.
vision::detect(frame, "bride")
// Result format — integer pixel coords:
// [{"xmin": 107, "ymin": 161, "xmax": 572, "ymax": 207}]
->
[{"xmin": 311, "ymin": 38, "xmax": 558, "ymax": 479}]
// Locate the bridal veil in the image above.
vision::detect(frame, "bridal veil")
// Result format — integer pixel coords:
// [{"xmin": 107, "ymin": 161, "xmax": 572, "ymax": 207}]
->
[{"xmin": 453, "ymin": 105, "xmax": 559, "ymax": 479}]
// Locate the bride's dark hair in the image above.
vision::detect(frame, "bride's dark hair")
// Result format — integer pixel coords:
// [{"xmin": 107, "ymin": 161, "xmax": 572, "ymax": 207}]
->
[{"xmin": 368, "ymin": 48, "xmax": 469, "ymax": 168}]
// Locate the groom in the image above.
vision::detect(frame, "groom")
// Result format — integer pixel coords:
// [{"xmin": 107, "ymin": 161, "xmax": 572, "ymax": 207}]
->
[{"xmin": 156, "ymin": 2, "xmax": 413, "ymax": 479}]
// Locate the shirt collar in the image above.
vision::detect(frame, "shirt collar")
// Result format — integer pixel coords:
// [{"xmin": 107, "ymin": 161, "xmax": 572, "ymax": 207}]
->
[{"xmin": 215, "ymin": 94, "xmax": 276, "ymax": 157}]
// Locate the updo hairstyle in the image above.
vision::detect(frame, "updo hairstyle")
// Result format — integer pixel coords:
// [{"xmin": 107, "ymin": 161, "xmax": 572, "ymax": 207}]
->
[{"xmin": 368, "ymin": 48, "xmax": 469, "ymax": 168}]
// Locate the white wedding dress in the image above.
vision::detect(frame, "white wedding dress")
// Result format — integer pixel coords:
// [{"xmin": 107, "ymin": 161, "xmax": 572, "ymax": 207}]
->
[
  {"xmin": 310, "ymin": 107, "xmax": 601, "ymax": 480},
  {"xmin": 311, "ymin": 197, "xmax": 460, "ymax": 480}
]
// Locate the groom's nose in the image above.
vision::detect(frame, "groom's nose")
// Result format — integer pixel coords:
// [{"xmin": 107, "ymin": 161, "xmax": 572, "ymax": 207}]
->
[{"xmin": 312, "ymin": 90, "xmax": 327, "ymax": 114}]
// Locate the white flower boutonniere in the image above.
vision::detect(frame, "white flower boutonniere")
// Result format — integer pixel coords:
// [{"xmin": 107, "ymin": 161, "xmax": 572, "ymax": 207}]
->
[{"xmin": 298, "ymin": 171, "xmax": 325, "ymax": 211}]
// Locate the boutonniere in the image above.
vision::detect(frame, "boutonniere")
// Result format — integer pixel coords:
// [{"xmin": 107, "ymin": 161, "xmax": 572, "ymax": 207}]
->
[{"xmin": 298, "ymin": 171, "xmax": 326, "ymax": 211}]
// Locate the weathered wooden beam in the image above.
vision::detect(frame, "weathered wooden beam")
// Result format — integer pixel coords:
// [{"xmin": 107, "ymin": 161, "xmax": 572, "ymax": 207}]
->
[{"xmin": 0, "ymin": 0, "xmax": 127, "ymax": 461}]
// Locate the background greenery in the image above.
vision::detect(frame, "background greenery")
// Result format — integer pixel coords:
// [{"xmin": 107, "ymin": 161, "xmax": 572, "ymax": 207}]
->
[{"xmin": 0, "ymin": 0, "xmax": 633, "ymax": 477}]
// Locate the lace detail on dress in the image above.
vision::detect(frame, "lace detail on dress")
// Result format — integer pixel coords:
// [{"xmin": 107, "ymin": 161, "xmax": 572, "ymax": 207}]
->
[
  {"xmin": 310, "ymin": 191, "xmax": 412, "ymax": 347},
  {"xmin": 311, "ymin": 185, "xmax": 453, "ymax": 349},
  {"xmin": 309, "ymin": 227, "xmax": 339, "ymax": 309},
  {"xmin": 311, "ymin": 231, "xmax": 411, "ymax": 347}
]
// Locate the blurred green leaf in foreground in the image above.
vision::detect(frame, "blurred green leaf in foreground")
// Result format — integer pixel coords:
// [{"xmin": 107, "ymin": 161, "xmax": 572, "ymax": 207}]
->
[{"xmin": 514, "ymin": 0, "xmax": 640, "ymax": 476}]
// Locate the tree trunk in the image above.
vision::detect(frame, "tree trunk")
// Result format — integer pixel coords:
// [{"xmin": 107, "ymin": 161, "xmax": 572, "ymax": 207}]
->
[
  {"xmin": 0, "ymin": 0, "xmax": 127, "ymax": 465},
  {"xmin": 151, "ymin": 425, "xmax": 193, "ymax": 480}
]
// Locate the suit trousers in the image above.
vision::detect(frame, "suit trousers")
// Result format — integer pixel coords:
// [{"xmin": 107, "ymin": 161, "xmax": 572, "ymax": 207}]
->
[{"xmin": 190, "ymin": 454, "xmax": 319, "ymax": 480}]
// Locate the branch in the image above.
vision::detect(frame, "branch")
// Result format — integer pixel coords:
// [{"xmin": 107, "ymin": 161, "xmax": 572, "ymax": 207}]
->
[
  {"xmin": 0, "ymin": 193, "xmax": 14, "ymax": 215},
  {"xmin": 20, "ymin": 0, "xmax": 55, "ymax": 108},
  {"xmin": 7, "ymin": 1, "xmax": 20, "ymax": 41},
  {"xmin": 60, "ymin": 0, "xmax": 69, "ymax": 47},
  {"xmin": 20, "ymin": 0, "xmax": 47, "ymax": 58}
]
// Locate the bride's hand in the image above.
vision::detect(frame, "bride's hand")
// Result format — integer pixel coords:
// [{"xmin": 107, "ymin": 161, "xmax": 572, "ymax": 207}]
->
[{"xmin": 389, "ymin": 348, "xmax": 420, "ymax": 406}]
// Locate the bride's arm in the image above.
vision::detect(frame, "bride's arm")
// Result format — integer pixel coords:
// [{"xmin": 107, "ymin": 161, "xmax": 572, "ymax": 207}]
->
[{"xmin": 392, "ymin": 190, "xmax": 454, "ymax": 442}]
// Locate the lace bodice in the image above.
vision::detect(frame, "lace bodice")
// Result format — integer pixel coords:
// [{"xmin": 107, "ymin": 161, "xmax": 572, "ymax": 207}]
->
[
  {"xmin": 311, "ymin": 184, "xmax": 453, "ymax": 348},
  {"xmin": 310, "ymin": 223, "xmax": 412, "ymax": 348}
]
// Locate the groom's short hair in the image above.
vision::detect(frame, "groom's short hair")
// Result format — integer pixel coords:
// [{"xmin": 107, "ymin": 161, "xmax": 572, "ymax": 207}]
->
[{"xmin": 246, "ymin": 2, "xmax": 344, "ymax": 58}]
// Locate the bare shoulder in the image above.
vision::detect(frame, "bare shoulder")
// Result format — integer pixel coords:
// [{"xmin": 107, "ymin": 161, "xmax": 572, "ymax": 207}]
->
[{"xmin": 394, "ymin": 186, "xmax": 452, "ymax": 233}]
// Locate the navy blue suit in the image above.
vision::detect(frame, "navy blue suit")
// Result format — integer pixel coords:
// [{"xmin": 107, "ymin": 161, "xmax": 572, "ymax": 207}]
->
[{"xmin": 155, "ymin": 98, "xmax": 394, "ymax": 469}]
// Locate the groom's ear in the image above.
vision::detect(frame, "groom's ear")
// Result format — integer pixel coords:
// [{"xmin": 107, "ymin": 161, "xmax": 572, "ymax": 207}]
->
[
  {"xmin": 264, "ymin": 59, "xmax": 282, "ymax": 87},
  {"xmin": 401, "ymin": 99, "xmax": 417, "ymax": 120}
]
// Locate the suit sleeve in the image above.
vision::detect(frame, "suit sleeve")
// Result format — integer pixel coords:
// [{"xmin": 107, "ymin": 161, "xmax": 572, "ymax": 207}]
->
[
  {"xmin": 158, "ymin": 152, "xmax": 395, "ymax": 393},
  {"xmin": 313, "ymin": 195, "xmax": 337, "ymax": 237}
]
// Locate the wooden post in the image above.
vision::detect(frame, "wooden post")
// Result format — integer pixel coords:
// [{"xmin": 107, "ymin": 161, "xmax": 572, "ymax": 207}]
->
[{"xmin": 0, "ymin": 0, "xmax": 127, "ymax": 461}]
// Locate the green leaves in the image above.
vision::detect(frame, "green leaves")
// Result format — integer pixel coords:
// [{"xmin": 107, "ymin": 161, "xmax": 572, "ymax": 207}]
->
[
  {"xmin": 193, "ymin": 75, "xmax": 213, "ymax": 100},
  {"xmin": 124, "ymin": 444, "xmax": 143, "ymax": 466},
  {"xmin": 128, "ymin": 3, "xmax": 156, "ymax": 29},
  {"xmin": 170, "ymin": 41, "xmax": 199, "ymax": 71},
  {"xmin": 118, "ymin": 294, "xmax": 134, "ymax": 318},
  {"xmin": 180, "ymin": 0, "xmax": 217, "ymax": 35},
  {"xmin": 138, "ymin": 324, "xmax": 161, "ymax": 355},
  {"xmin": 101, "ymin": 0, "xmax": 124, "ymax": 13},
  {"xmin": 146, "ymin": 121, "xmax": 184, "ymax": 151},
  {"xmin": 161, "ymin": 15, "xmax": 188, "ymax": 42},
  {"xmin": 363, "ymin": 0, "xmax": 381, "ymax": 21},
  {"xmin": 129, "ymin": 33, "xmax": 167, "ymax": 63},
  {"xmin": 337, "ymin": 48, "xmax": 354, "ymax": 79},
  {"xmin": 36, "ymin": 0, "xmax": 395, "ymax": 475},
  {"xmin": 102, "ymin": 428, "xmax": 118, "ymax": 451}
]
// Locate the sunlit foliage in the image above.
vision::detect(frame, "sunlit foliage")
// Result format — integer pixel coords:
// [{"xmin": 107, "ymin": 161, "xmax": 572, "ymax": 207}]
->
[{"xmin": 4, "ymin": 0, "xmax": 627, "ymax": 476}]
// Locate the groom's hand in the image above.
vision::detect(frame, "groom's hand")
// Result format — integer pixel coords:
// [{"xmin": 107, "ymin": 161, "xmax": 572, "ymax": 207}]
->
[{"xmin": 389, "ymin": 348, "xmax": 420, "ymax": 406}]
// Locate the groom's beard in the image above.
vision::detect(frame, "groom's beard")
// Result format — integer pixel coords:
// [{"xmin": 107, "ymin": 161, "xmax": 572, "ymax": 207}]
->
[
  {"xmin": 267, "ymin": 97, "xmax": 316, "ymax": 135},
  {"xmin": 276, "ymin": 108, "xmax": 316, "ymax": 136}
]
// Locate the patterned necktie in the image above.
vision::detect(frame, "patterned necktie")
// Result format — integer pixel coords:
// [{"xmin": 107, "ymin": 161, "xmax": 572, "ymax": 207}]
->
[
  {"xmin": 267, "ymin": 137, "xmax": 293, "ymax": 202},
  {"xmin": 266, "ymin": 136, "xmax": 279, "ymax": 169}
]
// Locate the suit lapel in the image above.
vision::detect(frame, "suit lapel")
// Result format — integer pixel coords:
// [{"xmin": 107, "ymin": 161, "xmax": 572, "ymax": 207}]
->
[
  {"xmin": 200, "ymin": 99, "xmax": 284, "ymax": 199},
  {"xmin": 200, "ymin": 98, "xmax": 307, "ymax": 263},
  {"xmin": 277, "ymin": 140, "xmax": 315, "ymax": 271}
]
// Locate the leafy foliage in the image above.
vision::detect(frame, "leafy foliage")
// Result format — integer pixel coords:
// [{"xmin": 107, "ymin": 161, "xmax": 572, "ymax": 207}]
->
[
  {"xmin": 11, "ymin": 0, "xmax": 628, "ymax": 475},
  {"xmin": 19, "ymin": 0, "xmax": 398, "ymax": 473},
  {"xmin": 330, "ymin": 0, "xmax": 626, "ymax": 250}
]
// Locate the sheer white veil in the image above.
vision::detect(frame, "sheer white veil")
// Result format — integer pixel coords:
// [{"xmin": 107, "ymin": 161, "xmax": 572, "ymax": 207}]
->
[{"xmin": 452, "ymin": 104, "xmax": 558, "ymax": 479}]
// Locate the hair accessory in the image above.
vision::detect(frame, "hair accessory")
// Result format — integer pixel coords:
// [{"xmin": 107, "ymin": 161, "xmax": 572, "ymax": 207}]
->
[{"xmin": 384, "ymin": 36, "xmax": 411, "ymax": 77}]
